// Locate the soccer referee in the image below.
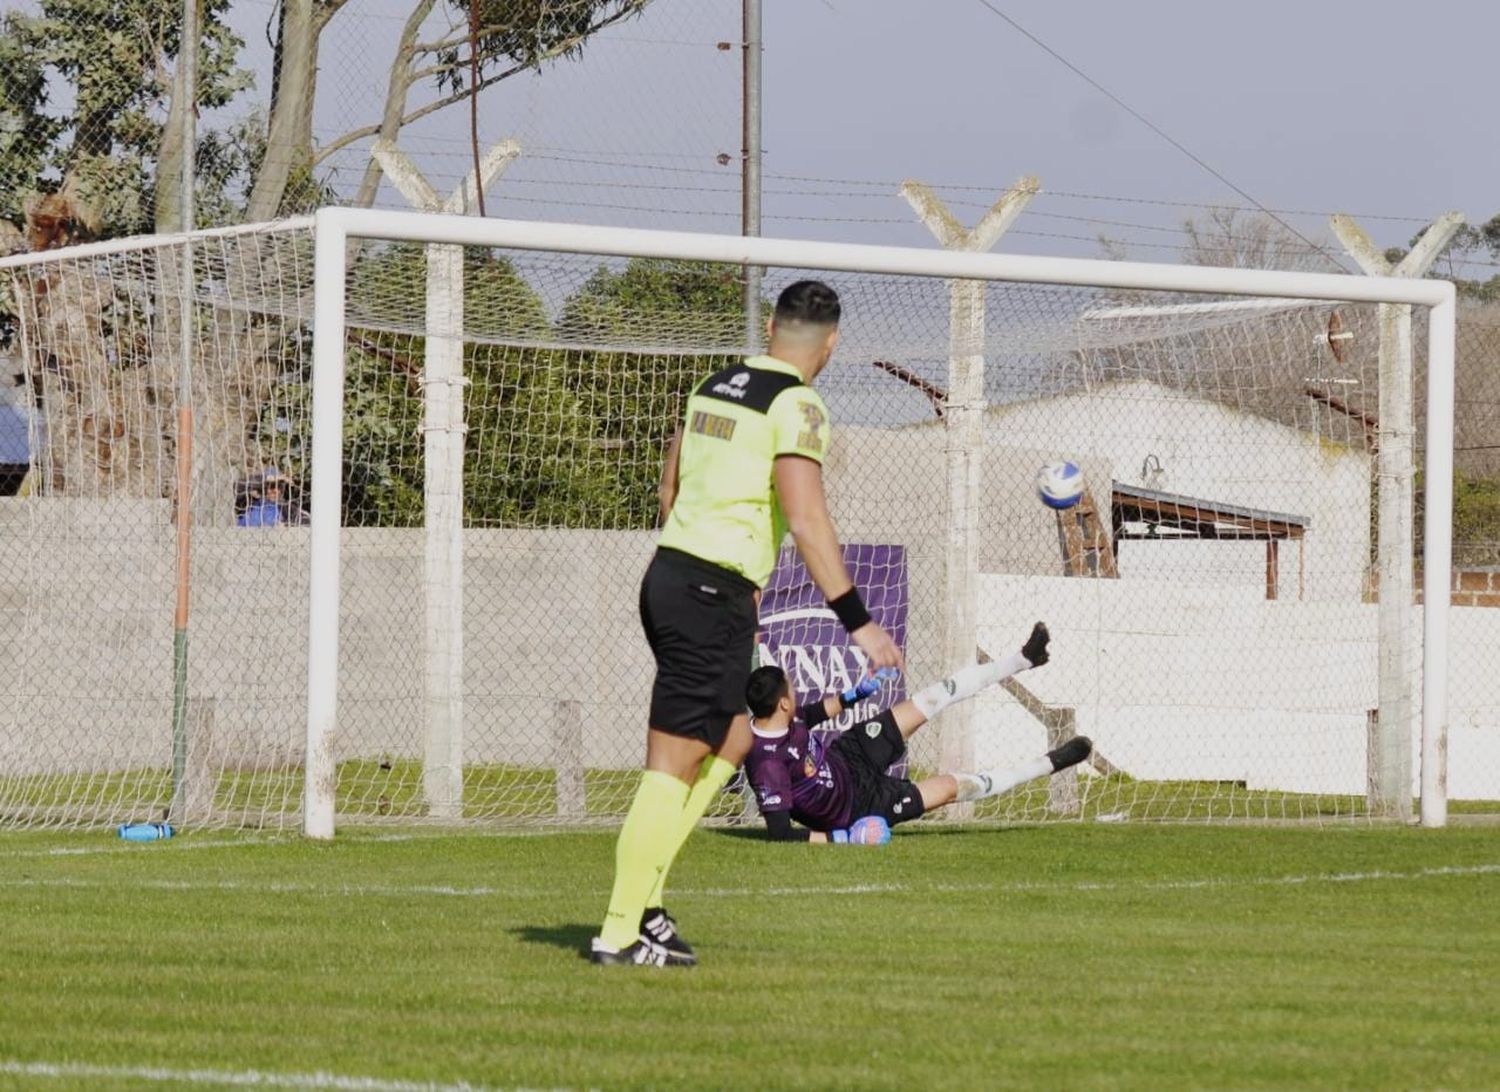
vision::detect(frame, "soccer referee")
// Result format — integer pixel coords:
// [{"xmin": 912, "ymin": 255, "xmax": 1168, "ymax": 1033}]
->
[{"xmin": 591, "ymin": 280, "xmax": 903, "ymax": 967}]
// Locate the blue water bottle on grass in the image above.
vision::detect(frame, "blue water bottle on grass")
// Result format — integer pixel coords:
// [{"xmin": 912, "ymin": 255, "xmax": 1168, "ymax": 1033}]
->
[{"xmin": 118, "ymin": 822, "xmax": 174, "ymax": 842}]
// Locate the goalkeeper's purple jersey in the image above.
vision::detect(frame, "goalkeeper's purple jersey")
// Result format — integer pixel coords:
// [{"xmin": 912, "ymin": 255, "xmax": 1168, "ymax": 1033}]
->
[{"xmin": 745, "ymin": 710, "xmax": 855, "ymax": 832}]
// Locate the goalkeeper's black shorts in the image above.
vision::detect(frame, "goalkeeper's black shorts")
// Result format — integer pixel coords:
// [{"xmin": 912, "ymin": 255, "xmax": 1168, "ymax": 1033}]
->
[
  {"xmin": 831, "ymin": 709, "xmax": 927, "ymax": 826},
  {"xmin": 639, "ymin": 547, "xmax": 758, "ymax": 745}
]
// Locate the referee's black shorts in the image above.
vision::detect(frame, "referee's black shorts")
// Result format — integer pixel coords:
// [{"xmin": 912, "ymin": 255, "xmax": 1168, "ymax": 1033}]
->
[{"xmin": 639, "ymin": 547, "xmax": 758, "ymax": 745}]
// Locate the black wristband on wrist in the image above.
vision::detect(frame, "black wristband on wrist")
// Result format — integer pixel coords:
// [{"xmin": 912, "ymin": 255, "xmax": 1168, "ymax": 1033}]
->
[{"xmin": 828, "ymin": 586, "xmax": 871, "ymax": 633}]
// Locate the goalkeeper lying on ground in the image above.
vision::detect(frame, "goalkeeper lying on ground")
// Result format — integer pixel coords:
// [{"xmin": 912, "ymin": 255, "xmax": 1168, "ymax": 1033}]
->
[{"xmin": 743, "ymin": 623, "xmax": 1091, "ymax": 842}]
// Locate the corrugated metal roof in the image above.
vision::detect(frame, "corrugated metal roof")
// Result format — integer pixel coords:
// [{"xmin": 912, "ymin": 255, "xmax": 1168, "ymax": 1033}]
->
[{"xmin": 1113, "ymin": 480, "xmax": 1309, "ymax": 530}]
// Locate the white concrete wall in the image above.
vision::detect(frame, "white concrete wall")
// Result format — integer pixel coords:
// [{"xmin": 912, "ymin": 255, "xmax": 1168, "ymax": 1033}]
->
[
  {"xmin": 973, "ymin": 573, "xmax": 1499, "ymax": 802},
  {"xmin": 3, "ymin": 479, "xmax": 1494, "ymax": 805},
  {"xmin": 0, "ymin": 502, "xmax": 672, "ymax": 778},
  {"xmin": 0, "ymin": 484, "xmax": 953, "ymax": 782}
]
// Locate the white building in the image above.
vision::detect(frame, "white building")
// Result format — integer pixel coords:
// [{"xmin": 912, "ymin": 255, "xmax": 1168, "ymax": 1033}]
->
[{"xmin": 984, "ymin": 378, "xmax": 1373, "ymax": 603}]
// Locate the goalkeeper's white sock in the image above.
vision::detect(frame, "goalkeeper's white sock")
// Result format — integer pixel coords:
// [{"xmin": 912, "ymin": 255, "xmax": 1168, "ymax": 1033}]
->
[
  {"xmin": 910, "ymin": 651, "xmax": 1031, "ymax": 721},
  {"xmin": 954, "ymin": 756, "xmax": 1053, "ymax": 802},
  {"xmin": 954, "ymin": 736, "xmax": 1093, "ymax": 802}
]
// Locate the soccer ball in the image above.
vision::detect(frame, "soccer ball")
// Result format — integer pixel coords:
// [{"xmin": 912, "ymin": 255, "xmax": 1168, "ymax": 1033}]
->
[{"xmin": 1036, "ymin": 460, "xmax": 1085, "ymax": 509}]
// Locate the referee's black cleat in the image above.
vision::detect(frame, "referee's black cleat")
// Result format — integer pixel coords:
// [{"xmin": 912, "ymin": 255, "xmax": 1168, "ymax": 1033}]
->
[
  {"xmin": 1022, "ymin": 622, "xmax": 1051, "ymax": 668},
  {"xmin": 1048, "ymin": 735, "xmax": 1093, "ymax": 772},
  {"xmin": 588, "ymin": 936, "xmax": 673, "ymax": 967},
  {"xmin": 640, "ymin": 907, "xmax": 697, "ymax": 967}
]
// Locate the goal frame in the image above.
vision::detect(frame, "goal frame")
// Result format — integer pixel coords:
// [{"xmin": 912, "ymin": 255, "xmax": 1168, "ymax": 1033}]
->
[{"xmin": 304, "ymin": 205, "xmax": 1458, "ymax": 838}]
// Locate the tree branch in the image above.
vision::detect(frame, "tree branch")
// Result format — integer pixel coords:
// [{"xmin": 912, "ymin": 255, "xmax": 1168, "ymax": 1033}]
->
[
  {"xmin": 413, "ymin": 25, "xmax": 515, "ymax": 54},
  {"xmin": 315, "ymin": 55, "xmax": 511, "ymax": 167},
  {"xmin": 353, "ymin": 334, "xmax": 422, "ymax": 391},
  {"xmin": 312, "ymin": 2, "xmax": 642, "ymax": 167},
  {"xmin": 381, "ymin": 57, "xmax": 528, "ymax": 128},
  {"xmin": 314, "ymin": 0, "xmax": 352, "ymax": 33},
  {"xmin": 408, "ymin": 60, "xmax": 465, "ymax": 82},
  {"xmin": 411, "ymin": 16, "xmax": 587, "ymax": 55},
  {"xmin": 873, "ymin": 361, "xmax": 947, "ymax": 420},
  {"xmin": 347, "ymin": 0, "xmax": 436, "ymax": 207},
  {"xmin": 313, "ymin": 122, "xmax": 385, "ymax": 166}
]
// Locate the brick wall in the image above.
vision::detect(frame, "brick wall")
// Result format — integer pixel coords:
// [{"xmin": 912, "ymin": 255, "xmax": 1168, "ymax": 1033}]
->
[
  {"xmin": 1450, "ymin": 568, "xmax": 1500, "ymax": 608},
  {"xmin": 1378, "ymin": 567, "xmax": 1500, "ymax": 606}
]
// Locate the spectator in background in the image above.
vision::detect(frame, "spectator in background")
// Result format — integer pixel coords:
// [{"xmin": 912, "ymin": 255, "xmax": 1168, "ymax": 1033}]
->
[
  {"xmin": 237, "ymin": 467, "xmax": 304, "ymax": 527},
  {"xmin": 0, "ymin": 377, "xmax": 34, "ymax": 497}
]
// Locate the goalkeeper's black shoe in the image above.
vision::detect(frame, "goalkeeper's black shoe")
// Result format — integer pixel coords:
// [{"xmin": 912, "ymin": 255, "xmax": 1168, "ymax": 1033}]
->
[
  {"xmin": 588, "ymin": 936, "xmax": 673, "ymax": 967},
  {"xmin": 1048, "ymin": 735, "xmax": 1093, "ymax": 772},
  {"xmin": 641, "ymin": 907, "xmax": 698, "ymax": 967},
  {"xmin": 1022, "ymin": 622, "xmax": 1051, "ymax": 667}
]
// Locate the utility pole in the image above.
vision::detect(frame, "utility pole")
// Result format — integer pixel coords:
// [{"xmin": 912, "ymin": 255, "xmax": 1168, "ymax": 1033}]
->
[{"xmin": 742, "ymin": 0, "xmax": 763, "ymax": 350}]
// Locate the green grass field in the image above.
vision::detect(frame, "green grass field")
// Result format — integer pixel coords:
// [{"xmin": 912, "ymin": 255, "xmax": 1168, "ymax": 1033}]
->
[{"xmin": 2, "ymin": 822, "xmax": 1497, "ymax": 1090}]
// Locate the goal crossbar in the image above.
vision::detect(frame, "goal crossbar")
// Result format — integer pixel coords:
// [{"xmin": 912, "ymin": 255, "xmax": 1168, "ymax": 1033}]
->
[{"xmin": 304, "ymin": 206, "xmax": 1458, "ymax": 837}]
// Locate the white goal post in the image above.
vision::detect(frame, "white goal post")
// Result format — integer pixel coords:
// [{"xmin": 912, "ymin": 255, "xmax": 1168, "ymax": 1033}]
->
[
  {"xmin": 302, "ymin": 206, "xmax": 1457, "ymax": 839},
  {"xmin": 0, "ymin": 210, "xmax": 1459, "ymax": 835}
]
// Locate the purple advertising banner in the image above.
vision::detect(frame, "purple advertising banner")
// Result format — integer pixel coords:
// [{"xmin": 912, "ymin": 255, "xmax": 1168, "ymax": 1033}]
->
[{"xmin": 757, "ymin": 544, "xmax": 909, "ymax": 773}]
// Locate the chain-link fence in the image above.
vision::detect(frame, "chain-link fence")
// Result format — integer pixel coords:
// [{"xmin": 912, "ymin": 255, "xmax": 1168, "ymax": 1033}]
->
[{"xmin": 3, "ymin": 217, "xmax": 1489, "ymax": 830}]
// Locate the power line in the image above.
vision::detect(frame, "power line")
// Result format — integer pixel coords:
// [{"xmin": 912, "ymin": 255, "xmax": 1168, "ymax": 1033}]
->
[
  {"xmin": 966, "ymin": 0, "xmax": 1349, "ymax": 271},
  {"xmin": 1040, "ymin": 190, "xmax": 1431, "ymax": 226},
  {"xmin": 405, "ymin": 145, "xmax": 1441, "ymax": 227},
  {"xmin": 351, "ymin": 150, "xmax": 1493, "ymax": 266},
  {"xmin": 405, "ymin": 168, "xmax": 1447, "ymax": 260},
  {"xmin": 365, "ymin": 172, "xmax": 1500, "ymax": 267},
  {"xmin": 762, "ymin": 169, "xmax": 1437, "ymax": 225},
  {"xmin": 378, "ymin": 186, "xmax": 1354, "ymax": 259},
  {"xmin": 429, "ymin": 148, "xmax": 1446, "ymax": 223},
  {"xmin": 508, "ymin": 152, "xmax": 1439, "ymax": 227}
]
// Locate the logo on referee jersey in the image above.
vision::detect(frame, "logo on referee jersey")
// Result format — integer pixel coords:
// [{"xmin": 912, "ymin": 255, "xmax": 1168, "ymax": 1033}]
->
[
  {"xmin": 865, "ymin": 721, "xmax": 882, "ymax": 738},
  {"xmin": 710, "ymin": 371, "xmax": 753, "ymax": 399},
  {"xmin": 796, "ymin": 401, "xmax": 826, "ymax": 453}
]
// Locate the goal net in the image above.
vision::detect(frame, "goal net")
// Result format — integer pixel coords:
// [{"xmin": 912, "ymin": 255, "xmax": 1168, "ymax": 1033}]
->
[{"xmin": 0, "ymin": 212, "xmax": 1457, "ymax": 832}]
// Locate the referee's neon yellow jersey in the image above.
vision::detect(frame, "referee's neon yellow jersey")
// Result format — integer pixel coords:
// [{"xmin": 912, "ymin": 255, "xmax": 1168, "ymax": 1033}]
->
[{"xmin": 657, "ymin": 354, "xmax": 832, "ymax": 587}]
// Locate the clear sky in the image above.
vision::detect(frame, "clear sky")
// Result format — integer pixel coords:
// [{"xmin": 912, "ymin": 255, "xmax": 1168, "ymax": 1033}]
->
[
  {"xmin": 223, "ymin": 0, "xmax": 1496, "ymax": 271},
  {"xmin": 761, "ymin": 0, "xmax": 1496, "ymax": 255}
]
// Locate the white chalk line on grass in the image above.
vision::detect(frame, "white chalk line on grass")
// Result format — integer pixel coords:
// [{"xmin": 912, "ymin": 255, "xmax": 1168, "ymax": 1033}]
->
[
  {"xmin": 0, "ymin": 835, "xmax": 289, "ymax": 860},
  {"xmin": 0, "ymin": 876, "xmax": 509, "ymax": 898},
  {"xmin": 2, "ymin": 864, "xmax": 1497, "ymax": 902},
  {"xmin": 978, "ymin": 862, "xmax": 1500, "ymax": 894},
  {"xmin": 0, "ymin": 827, "xmax": 569, "ymax": 860},
  {"xmin": 0, "ymin": 1059, "xmax": 506, "ymax": 1091},
  {"xmin": 696, "ymin": 864, "xmax": 1500, "ymax": 898}
]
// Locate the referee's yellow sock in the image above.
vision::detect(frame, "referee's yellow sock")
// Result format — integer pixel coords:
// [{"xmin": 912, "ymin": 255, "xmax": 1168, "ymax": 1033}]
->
[
  {"xmin": 645, "ymin": 754, "xmax": 739, "ymax": 909},
  {"xmin": 600, "ymin": 770, "xmax": 690, "ymax": 950}
]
